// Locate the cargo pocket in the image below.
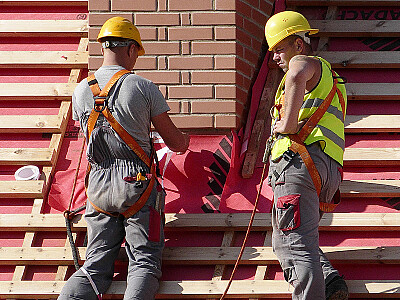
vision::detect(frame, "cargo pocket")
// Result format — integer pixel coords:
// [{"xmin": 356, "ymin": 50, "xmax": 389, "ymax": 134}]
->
[{"xmin": 276, "ymin": 194, "xmax": 301, "ymax": 231}]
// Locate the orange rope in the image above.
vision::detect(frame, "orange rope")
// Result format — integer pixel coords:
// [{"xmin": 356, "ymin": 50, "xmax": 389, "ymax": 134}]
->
[{"xmin": 219, "ymin": 162, "xmax": 268, "ymax": 300}]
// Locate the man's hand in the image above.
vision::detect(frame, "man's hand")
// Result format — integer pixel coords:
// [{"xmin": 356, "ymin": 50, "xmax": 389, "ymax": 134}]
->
[{"xmin": 273, "ymin": 118, "xmax": 308, "ymax": 135}]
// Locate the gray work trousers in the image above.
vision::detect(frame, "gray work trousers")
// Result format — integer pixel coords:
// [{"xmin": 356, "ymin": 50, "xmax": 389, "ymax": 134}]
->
[
  {"xmin": 58, "ymin": 187, "xmax": 164, "ymax": 300},
  {"xmin": 268, "ymin": 143, "xmax": 342, "ymax": 300}
]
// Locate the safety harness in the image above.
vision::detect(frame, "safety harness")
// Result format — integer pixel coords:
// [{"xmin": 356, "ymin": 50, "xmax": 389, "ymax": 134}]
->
[
  {"xmin": 276, "ymin": 69, "xmax": 346, "ymax": 212},
  {"xmin": 86, "ymin": 69, "xmax": 157, "ymax": 218}
]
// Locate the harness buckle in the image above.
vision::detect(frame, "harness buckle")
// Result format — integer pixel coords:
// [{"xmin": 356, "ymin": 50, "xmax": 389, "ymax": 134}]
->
[
  {"xmin": 332, "ymin": 75, "xmax": 347, "ymax": 84},
  {"xmin": 93, "ymin": 96, "xmax": 108, "ymax": 112}
]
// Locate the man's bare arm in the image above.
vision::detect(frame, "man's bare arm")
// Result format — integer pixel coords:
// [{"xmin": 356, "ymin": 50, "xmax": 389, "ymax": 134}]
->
[
  {"xmin": 152, "ymin": 112, "xmax": 190, "ymax": 153},
  {"xmin": 273, "ymin": 55, "xmax": 318, "ymax": 134}
]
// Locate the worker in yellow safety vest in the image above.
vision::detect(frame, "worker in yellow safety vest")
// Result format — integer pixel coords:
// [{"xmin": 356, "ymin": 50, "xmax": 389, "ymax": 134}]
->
[
  {"xmin": 265, "ymin": 11, "xmax": 348, "ymax": 300},
  {"xmin": 58, "ymin": 17, "xmax": 189, "ymax": 300}
]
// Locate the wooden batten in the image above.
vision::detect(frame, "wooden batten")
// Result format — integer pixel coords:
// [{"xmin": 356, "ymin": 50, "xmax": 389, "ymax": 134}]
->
[
  {"xmin": 0, "ymin": 83, "xmax": 77, "ymax": 100},
  {"xmin": 2, "ymin": 213, "xmax": 400, "ymax": 232},
  {"xmin": 345, "ymin": 115, "xmax": 400, "ymax": 133},
  {"xmin": 0, "ymin": 148, "xmax": 55, "ymax": 165},
  {"xmin": 310, "ymin": 20, "xmax": 400, "ymax": 37},
  {"xmin": 1, "ymin": 245, "xmax": 400, "ymax": 265},
  {"xmin": 0, "ymin": 51, "xmax": 88, "ymax": 68},
  {"xmin": 0, "ymin": 20, "xmax": 88, "ymax": 37},
  {"xmin": 0, "ymin": 115, "xmax": 61, "ymax": 133},
  {"xmin": 0, "ymin": 180, "xmax": 44, "ymax": 198}
]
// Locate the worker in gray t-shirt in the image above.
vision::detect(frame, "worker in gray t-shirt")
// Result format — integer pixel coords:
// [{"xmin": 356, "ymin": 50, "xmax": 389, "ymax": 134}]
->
[{"xmin": 58, "ymin": 17, "xmax": 189, "ymax": 300}]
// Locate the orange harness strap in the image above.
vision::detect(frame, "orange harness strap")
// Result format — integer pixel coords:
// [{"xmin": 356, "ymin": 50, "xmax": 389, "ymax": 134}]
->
[
  {"xmin": 286, "ymin": 70, "xmax": 345, "ymax": 212},
  {"xmin": 85, "ymin": 70, "xmax": 157, "ymax": 218}
]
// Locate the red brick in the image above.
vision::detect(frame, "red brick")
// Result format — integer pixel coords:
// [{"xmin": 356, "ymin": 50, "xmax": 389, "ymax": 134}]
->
[
  {"xmin": 170, "ymin": 115, "xmax": 213, "ymax": 129},
  {"xmin": 192, "ymin": 41, "xmax": 236, "ymax": 55},
  {"xmin": 192, "ymin": 100, "xmax": 236, "ymax": 113},
  {"xmin": 158, "ymin": 0, "xmax": 167, "ymax": 11},
  {"xmin": 192, "ymin": 71, "xmax": 236, "ymax": 84},
  {"xmin": 169, "ymin": 85, "xmax": 213, "ymax": 99},
  {"xmin": 261, "ymin": 0, "xmax": 274, "ymax": 12},
  {"xmin": 181, "ymin": 13, "xmax": 190, "ymax": 26},
  {"xmin": 159, "ymin": 85, "xmax": 167, "ymax": 97},
  {"xmin": 143, "ymin": 42, "xmax": 180, "ymax": 55},
  {"xmin": 252, "ymin": 38, "xmax": 262, "ymax": 52},
  {"xmin": 112, "ymin": 0, "xmax": 156, "ymax": 11},
  {"xmin": 168, "ymin": 27, "xmax": 213, "ymax": 41},
  {"xmin": 237, "ymin": 28, "xmax": 252, "ymax": 48},
  {"xmin": 236, "ymin": 14, "xmax": 244, "ymax": 27},
  {"xmin": 166, "ymin": 100, "xmax": 180, "ymax": 113},
  {"xmin": 242, "ymin": 0, "xmax": 258, "ymax": 9},
  {"xmin": 182, "ymin": 101, "xmax": 190, "ymax": 113},
  {"xmin": 192, "ymin": 12, "xmax": 236, "ymax": 25},
  {"xmin": 215, "ymin": 114, "xmax": 239, "ymax": 128},
  {"xmin": 236, "ymin": 72, "xmax": 252, "ymax": 90},
  {"xmin": 236, "ymin": 102, "xmax": 245, "ymax": 120},
  {"xmin": 243, "ymin": 48, "xmax": 259, "ymax": 67},
  {"xmin": 236, "ymin": 1, "xmax": 251, "ymax": 17},
  {"xmin": 135, "ymin": 56, "xmax": 157, "ymax": 70},
  {"xmin": 182, "ymin": 71, "xmax": 190, "ymax": 84},
  {"xmin": 89, "ymin": 0, "xmax": 109, "ymax": 11},
  {"xmin": 252, "ymin": 7, "xmax": 269, "ymax": 26},
  {"xmin": 215, "ymin": 27, "xmax": 236, "ymax": 40},
  {"xmin": 215, "ymin": 85, "xmax": 236, "ymax": 99},
  {"xmin": 169, "ymin": 0, "xmax": 212, "ymax": 11},
  {"xmin": 236, "ymin": 86, "xmax": 248, "ymax": 105},
  {"xmin": 89, "ymin": 41, "xmax": 102, "ymax": 55},
  {"xmin": 243, "ymin": 18, "xmax": 263, "ymax": 37},
  {"xmin": 169, "ymin": 56, "xmax": 213, "ymax": 70},
  {"xmin": 88, "ymin": 56, "xmax": 102, "ymax": 70},
  {"xmin": 140, "ymin": 28, "xmax": 158, "ymax": 40},
  {"xmin": 135, "ymin": 13, "xmax": 180, "ymax": 26},
  {"xmin": 136, "ymin": 71, "xmax": 180, "ymax": 84},
  {"xmin": 89, "ymin": 13, "xmax": 132, "ymax": 26},
  {"xmin": 215, "ymin": 0, "xmax": 235, "ymax": 10},
  {"xmin": 236, "ymin": 57, "xmax": 253, "ymax": 77},
  {"xmin": 215, "ymin": 56, "xmax": 235, "ymax": 69},
  {"xmin": 157, "ymin": 27, "xmax": 166, "ymax": 40},
  {"xmin": 158, "ymin": 56, "xmax": 167, "ymax": 69},
  {"xmin": 89, "ymin": 28, "xmax": 101, "ymax": 41},
  {"xmin": 182, "ymin": 42, "xmax": 190, "ymax": 55}
]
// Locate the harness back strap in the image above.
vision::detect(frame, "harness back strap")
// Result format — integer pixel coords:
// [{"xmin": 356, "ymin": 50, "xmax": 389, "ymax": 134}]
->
[
  {"xmin": 86, "ymin": 69, "xmax": 156, "ymax": 218},
  {"xmin": 287, "ymin": 70, "xmax": 345, "ymax": 211}
]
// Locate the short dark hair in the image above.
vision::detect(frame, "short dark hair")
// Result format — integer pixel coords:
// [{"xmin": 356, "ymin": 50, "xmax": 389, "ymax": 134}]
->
[{"xmin": 99, "ymin": 36, "xmax": 140, "ymax": 48}]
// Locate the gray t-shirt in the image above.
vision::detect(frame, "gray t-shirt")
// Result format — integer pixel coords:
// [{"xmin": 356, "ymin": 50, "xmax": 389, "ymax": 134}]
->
[{"xmin": 72, "ymin": 65, "xmax": 170, "ymax": 156}]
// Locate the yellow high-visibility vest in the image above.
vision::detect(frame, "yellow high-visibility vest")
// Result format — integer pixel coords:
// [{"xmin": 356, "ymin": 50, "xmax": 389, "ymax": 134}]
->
[{"xmin": 271, "ymin": 56, "xmax": 347, "ymax": 166}]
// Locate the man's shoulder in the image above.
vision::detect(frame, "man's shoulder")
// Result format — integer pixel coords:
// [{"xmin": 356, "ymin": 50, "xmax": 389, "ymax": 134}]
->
[{"xmin": 74, "ymin": 77, "xmax": 90, "ymax": 94}]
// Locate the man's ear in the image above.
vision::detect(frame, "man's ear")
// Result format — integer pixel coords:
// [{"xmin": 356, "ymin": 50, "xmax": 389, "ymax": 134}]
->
[
  {"xmin": 128, "ymin": 43, "xmax": 136, "ymax": 57},
  {"xmin": 295, "ymin": 37, "xmax": 304, "ymax": 53}
]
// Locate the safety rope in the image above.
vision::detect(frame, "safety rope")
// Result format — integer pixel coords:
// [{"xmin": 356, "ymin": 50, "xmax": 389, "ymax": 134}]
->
[
  {"xmin": 219, "ymin": 161, "xmax": 268, "ymax": 300},
  {"xmin": 64, "ymin": 135, "xmax": 86, "ymax": 271}
]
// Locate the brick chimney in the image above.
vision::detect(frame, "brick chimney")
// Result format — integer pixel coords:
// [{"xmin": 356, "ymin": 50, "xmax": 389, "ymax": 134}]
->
[{"xmin": 88, "ymin": 0, "xmax": 274, "ymax": 132}]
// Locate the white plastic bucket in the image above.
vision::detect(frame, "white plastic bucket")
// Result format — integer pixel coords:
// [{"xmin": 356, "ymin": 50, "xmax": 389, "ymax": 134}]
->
[{"xmin": 14, "ymin": 165, "xmax": 40, "ymax": 181}]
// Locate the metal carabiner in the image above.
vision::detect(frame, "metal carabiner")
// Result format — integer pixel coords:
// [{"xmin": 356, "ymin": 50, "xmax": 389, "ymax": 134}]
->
[{"xmin": 93, "ymin": 96, "xmax": 108, "ymax": 112}]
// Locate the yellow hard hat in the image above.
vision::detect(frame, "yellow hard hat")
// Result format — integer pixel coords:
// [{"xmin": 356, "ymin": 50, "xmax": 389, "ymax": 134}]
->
[
  {"xmin": 265, "ymin": 11, "xmax": 318, "ymax": 51},
  {"xmin": 97, "ymin": 16, "xmax": 145, "ymax": 56}
]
